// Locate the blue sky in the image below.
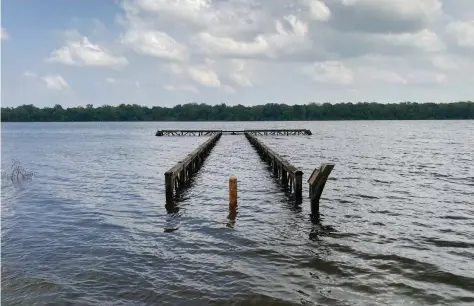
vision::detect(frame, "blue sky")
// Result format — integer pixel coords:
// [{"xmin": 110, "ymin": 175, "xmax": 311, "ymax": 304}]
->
[{"xmin": 1, "ymin": 0, "xmax": 474, "ymax": 108}]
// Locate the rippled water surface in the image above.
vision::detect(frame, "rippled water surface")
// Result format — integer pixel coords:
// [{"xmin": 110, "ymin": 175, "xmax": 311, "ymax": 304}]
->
[{"xmin": 2, "ymin": 121, "xmax": 473, "ymax": 306}]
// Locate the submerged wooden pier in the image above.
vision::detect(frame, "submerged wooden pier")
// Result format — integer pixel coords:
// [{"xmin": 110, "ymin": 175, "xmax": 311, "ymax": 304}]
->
[
  {"xmin": 245, "ymin": 133, "xmax": 303, "ymax": 203},
  {"xmin": 160, "ymin": 127, "xmax": 334, "ymax": 221},
  {"xmin": 156, "ymin": 129, "xmax": 312, "ymax": 136},
  {"xmin": 165, "ymin": 133, "xmax": 222, "ymax": 202}
]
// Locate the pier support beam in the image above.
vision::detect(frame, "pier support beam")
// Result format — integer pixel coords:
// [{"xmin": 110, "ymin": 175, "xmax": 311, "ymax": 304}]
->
[
  {"xmin": 156, "ymin": 129, "xmax": 312, "ymax": 136},
  {"xmin": 164, "ymin": 133, "xmax": 222, "ymax": 203},
  {"xmin": 308, "ymin": 164, "xmax": 334, "ymax": 220}
]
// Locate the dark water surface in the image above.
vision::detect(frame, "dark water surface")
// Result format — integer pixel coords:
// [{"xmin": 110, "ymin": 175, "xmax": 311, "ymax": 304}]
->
[{"xmin": 1, "ymin": 121, "xmax": 473, "ymax": 306}]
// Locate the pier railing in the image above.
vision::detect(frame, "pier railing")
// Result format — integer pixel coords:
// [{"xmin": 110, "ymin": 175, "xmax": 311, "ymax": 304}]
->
[
  {"xmin": 245, "ymin": 133, "xmax": 303, "ymax": 203},
  {"xmin": 165, "ymin": 133, "xmax": 222, "ymax": 202},
  {"xmin": 156, "ymin": 129, "xmax": 312, "ymax": 136}
]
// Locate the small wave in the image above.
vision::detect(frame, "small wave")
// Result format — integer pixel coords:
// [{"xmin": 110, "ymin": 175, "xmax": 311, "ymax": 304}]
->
[
  {"xmin": 439, "ymin": 215, "xmax": 471, "ymax": 220},
  {"xmin": 422, "ymin": 237, "xmax": 474, "ymax": 249}
]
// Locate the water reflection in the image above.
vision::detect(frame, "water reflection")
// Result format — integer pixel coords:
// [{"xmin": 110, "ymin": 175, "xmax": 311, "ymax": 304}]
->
[{"xmin": 226, "ymin": 201, "xmax": 238, "ymax": 228}]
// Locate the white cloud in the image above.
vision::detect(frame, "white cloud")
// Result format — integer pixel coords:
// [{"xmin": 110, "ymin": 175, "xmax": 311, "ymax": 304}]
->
[
  {"xmin": 164, "ymin": 84, "xmax": 199, "ymax": 93},
  {"xmin": 356, "ymin": 67, "xmax": 408, "ymax": 84},
  {"xmin": 221, "ymin": 85, "xmax": 236, "ymax": 94},
  {"xmin": 4, "ymin": 0, "xmax": 474, "ymax": 107},
  {"xmin": 188, "ymin": 66, "xmax": 221, "ymax": 87},
  {"xmin": 48, "ymin": 36, "xmax": 128, "ymax": 69},
  {"xmin": 446, "ymin": 20, "xmax": 474, "ymax": 48},
  {"xmin": 406, "ymin": 70, "xmax": 447, "ymax": 84},
  {"xmin": 1, "ymin": 27, "xmax": 9, "ymax": 40},
  {"xmin": 431, "ymin": 55, "xmax": 459, "ymax": 70},
  {"xmin": 306, "ymin": 0, "xmax": 331, "ymax": 21},
  {"xmin": 228, "ymin": 60, "xmax": 253, "ymax": 87},
  {"xmin": 120, "ymin": 30, "xmax": 188, "ymax": 61},
  {"xmin": 41, "ymin": 75, "xmax": 70, "ymax": 90},
  {"xmin": 302, "ymin": 61, "xmax": 354, "ymax": 85},
  {"xmin": 22, "ymin": 71, "xmax": 38, "ymax": 78},
  {"xmin": 377, "ymin": 29, "xmax": 445, "ymax": 52},
  {"xmin": 192, "ymin": 15, "xmax": 309, "ymax": 59},
  {"xmin": 230, "ymin": 73, "xmax": 253, "ymax": 87}
]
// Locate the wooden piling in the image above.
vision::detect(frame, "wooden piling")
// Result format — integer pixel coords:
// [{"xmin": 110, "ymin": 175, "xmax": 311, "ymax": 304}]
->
[
  {"xmin": 164, "ymin": 133, "xmax": 222, "ymax": 203},
  {"xmin": 229, "ymin": 175, "xmax": 237, "ymax": 205},
  {"xmin": 308, "ymin": 164, "xmax": 334, "ymax": 219},
  {"xmin": 245, "ymin": 133, "xmax": 303, "ymax": 204}
]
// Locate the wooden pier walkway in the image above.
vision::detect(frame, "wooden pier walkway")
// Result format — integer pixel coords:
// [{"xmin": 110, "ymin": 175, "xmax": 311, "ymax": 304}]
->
[{"xmin": 156, "ymin": 129, "xmax": 312, "ymax": 136}]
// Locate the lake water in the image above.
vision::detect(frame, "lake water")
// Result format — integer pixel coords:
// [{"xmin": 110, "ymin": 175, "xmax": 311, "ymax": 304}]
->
[{"xmin": 1, "ymin": 121, "xmax": 473, "ymax": 306}]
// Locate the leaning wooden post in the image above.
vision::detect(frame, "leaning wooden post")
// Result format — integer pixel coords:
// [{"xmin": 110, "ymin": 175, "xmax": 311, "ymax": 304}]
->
[
  {"xmin": 165, "ymin": 172, "xmax": 174, "ymax": 202},
  {"xmin": 295, "ymin": 170, "xmax": 303, "ymax": 204},
  {"xmin": 308, "ymin": 164, "xmax": 334, "ymax": 220}
]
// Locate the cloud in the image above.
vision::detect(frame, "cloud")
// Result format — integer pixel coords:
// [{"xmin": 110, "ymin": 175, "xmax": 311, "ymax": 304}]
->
[
  {"xmin": 326, "ymin": 0, "xmax": 442, "ymax": 33},
  {"xmin": 188, "ymin": 66, "xmax": 221, "ymax": 87},
  {"xmin": 221, "ymin": 85, "xmax": 236, "ymax": 94},
  {"xmin": 48, "ymin": 36, "xmax": 128, "ymax": 69},
  {"xmin": 377, "ymin": 29, "xmax": 445, "ymax": 52},
  {"xmin": 22, "ymin": 71, "xmax": 38, "ymax": 78},
  {"xmin": 306, "ymin": 0, "xmax": 332, "ymax": 21},
  {"xmin": 302, "ymin": 61, "xmax": 354, "ymax": 85},
  {"xmin": 4, "ymin": 0, "xmax": 474, "ymax": 107},
  {"xmin": 120, "ymin": 29, "xmax": 188, "ymax": 61},
  {"xmin": 41, "ymin": 75, "xmax": 70, "ymax": 90},
  {"xmin": 446, "ymin": 20, "xmax": 474, "ymax": 48},
  {"xmin": 191, "ymin": 15, "xmax": 309, "ymax": 59},
  {"xmin": 228, "ymin": 60, "xmax": 253, "ymax": 87},
  {"xmin": 1, "ymin": 27, "xmax": 9, "ymax": 40},
  {"xmin": 164, "ymin": 84, "xmax": 199, "ymax": 93},
  {"xmin": 431, "ymin": 55, "xmax": 459, "ymax": 70}
]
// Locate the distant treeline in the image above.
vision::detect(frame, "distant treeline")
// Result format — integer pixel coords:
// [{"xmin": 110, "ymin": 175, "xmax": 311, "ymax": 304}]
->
[{"xmin": 1, "ymin": 102, "xmax": 473, "ymax": 122}]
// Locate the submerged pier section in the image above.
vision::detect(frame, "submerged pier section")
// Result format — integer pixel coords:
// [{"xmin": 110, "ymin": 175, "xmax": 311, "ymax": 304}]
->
[
  {"xmin": 245, "ymin": 133, "xmax": 303, "ymax": 203},
  {"xmin": 156, "ymin": 129, "xmax": 312, "ymax": 136},
  {"xmin": 165, "ymin": 133, "xmax": 222, "ymax": 202},
  {"xmin": 160, "ymin": 127, "xmax": 334, "ymax": 220}
]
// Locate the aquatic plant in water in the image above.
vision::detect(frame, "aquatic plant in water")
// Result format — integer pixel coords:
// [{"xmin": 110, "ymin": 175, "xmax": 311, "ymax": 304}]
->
[{"xmin": 1, "ymin": 160, "xmax": 35, "ymax": 181}]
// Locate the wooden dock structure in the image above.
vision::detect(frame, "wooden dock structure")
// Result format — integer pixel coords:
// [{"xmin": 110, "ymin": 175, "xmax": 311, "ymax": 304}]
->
[
  {"xmin": 165, "ymin": 133, "xmax": 222, "ymax": 202},
  {"xmin": 156, "ymin": 129, "xmax": 312, "ymax": 136},
  {"xmin": 159, "ymin": 127, "xmax": 335, "ymax": 221},
  {"xmin": 245, "ymin": 132, "xmax": 303, "ymax": 203}
]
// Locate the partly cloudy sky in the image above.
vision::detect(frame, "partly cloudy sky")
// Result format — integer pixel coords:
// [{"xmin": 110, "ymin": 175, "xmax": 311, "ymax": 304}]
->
[{"xmin": 1, "ymin": 0, "xmax": 473, "ymax": 107}]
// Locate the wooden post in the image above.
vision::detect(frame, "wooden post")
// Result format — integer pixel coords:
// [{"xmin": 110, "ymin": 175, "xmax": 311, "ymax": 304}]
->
[
  {"xmin": 295, "ymin": 170, "xmax": 303, "ymax": 204},
  {"xmin": 179, "ymin": 168, "xmax": 185, "ymax": 185},
  {"xmin": 308, "ymin": 164, "xmax": 334, "ymax": 220},
  {"xmin": 165, "ymin": 172, "xmax": 174, "ymax": 202},
  {"xmin": 229, "ymin": 175, "xmax": 237, "ymax": 205},
  {"xmin": 281, "ymin": 169, "xmax": 288, "ymax": 187}
]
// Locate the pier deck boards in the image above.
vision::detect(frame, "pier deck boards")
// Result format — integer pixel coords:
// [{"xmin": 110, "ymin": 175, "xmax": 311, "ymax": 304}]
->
[{"xmin": 156, "ymin": 129, "xmax": 312, "ymax": 136}]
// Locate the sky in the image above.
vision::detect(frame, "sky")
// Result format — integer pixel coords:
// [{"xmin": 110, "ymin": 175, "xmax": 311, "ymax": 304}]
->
[{"xmin": 1, "ymin": 0, "xmax": 474, "ymax": 108}]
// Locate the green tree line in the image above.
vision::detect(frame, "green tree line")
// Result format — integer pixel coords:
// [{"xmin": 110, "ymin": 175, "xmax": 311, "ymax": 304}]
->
[{"xmin": 1, "ymin": 102, "xmax": 473, "ymax": 122}]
